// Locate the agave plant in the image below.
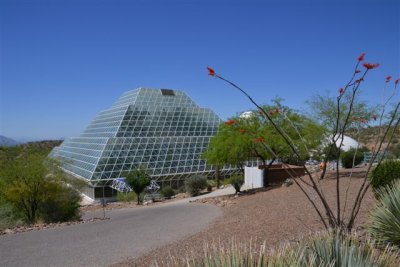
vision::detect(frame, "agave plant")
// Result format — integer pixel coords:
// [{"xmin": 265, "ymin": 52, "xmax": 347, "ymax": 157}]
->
[{"xmin": 368, "ymin": 179, "xmax": 400, "ymax": 248}]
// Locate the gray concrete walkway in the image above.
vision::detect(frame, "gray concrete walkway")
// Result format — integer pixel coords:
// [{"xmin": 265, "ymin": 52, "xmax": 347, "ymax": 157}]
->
[{"xmin": 0, "ymin": 202, "xmax": 221, "ymax": 267}]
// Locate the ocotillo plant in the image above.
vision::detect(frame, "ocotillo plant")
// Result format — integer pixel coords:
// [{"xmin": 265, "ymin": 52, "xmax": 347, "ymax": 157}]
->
[{"xmin": 207, "ymin": 53, "xmax": 400, "ymax": 231}]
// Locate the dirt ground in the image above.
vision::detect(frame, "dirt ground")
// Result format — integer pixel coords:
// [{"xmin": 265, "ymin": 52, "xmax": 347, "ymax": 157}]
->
[{"xmin": 114, "ymin": 169, "xmax": 376, "ymax": 266}]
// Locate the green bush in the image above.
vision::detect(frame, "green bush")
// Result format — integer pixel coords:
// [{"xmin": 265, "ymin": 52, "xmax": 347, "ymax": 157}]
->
[
  {"xmin": 116, "ymin": 191, "xmax": 137, "ymax": 202},
  {"xmin": 185, "ymin": 175, "xmax": 208, "ymax": 197},
  {"xmin": 369, "ymin": 159, "xmax": 400, "ymax": 191},
  {"xmin": 160, "ymin": 186, "xmax": 175, "ymax": 199},
  {"xmin": 177, "ymin": 185, "xmax": 186, "ymax": 194},
  {"xmin": 207, "ymin": 179, "xmax": 216, "ymax": 187},
  {"xmin": 207, "ymin": 180, "xmax": 215, "ymax": 192},
  {"xmin": 0, "ymin": 203, "xmax": 21, "ymax": 230},
  {"xmin": 229, "ymin": 175, "xmax": 244, "ymax": 193},
  {"xmin": 40, "ymin": 184, "xmax": 81, "ymax": 223},
  {"xmin": 341, "ymin": 148, "xmax": 364, "ymax": 168},
  {"xmin": 368, "ymin": 179, "xmax": 400, "ymax": 248}
]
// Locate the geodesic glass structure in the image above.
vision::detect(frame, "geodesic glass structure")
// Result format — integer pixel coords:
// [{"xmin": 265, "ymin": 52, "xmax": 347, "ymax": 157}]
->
[{"xmin": 50, "ymin": 88, "xmax": 235, "ymax": 191}]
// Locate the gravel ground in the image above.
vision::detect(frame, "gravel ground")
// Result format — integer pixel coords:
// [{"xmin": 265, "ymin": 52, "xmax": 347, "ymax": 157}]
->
[{"xmin": 114, "ymin": 169, "xmax": 376, "ymax": 267}]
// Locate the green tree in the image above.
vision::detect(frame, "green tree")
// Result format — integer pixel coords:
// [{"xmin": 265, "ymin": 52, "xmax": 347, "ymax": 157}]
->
[
  {"xmin": 203, "ymin": 102, "xmax": 325, "ymax": 184},
  {"xmin": 307, "ymin": 92, "xmax": 374, "ymax": 132},
  {"xmin": 1, "ymin": 153, "xmax": 49, "ymax": 224},
  {"xmin": 0, "ymin": 153, "xmax": 82, "ymax": 224},
  {"xmin": 0, "ymin": 143, "xmax": 82, "ymax": 225},
  {"xmin": 124, "ymin": 167, "xmax": 151, "ymax": 205}
]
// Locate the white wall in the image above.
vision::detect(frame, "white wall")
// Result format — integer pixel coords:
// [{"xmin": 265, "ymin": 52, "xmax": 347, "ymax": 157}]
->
[{"xmin": 244, "ymin": 166, "xmax": 264, "ymax": 189}]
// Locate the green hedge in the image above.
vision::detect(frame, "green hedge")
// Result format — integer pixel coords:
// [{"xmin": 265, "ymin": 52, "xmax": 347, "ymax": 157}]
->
[
  {"xmin": 160, "ymin": 186, "xmax": 175, "ymax": 199},
  {"xmin": 370, "ymin": 159, "xmax": 400, "ymax": 191},
  {"xmin": 185, "ymin": 175, "xmax": 208, "ymax": 196},
  {"xmin": 341, "ymin": 148, "xmax": 364, "ymax": 168}
]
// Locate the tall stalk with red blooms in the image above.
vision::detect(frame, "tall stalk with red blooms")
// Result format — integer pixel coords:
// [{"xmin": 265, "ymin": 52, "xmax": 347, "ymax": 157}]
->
[{"xmin": 207, "ymin": 54, "xmax": 400, "ymax": 231}]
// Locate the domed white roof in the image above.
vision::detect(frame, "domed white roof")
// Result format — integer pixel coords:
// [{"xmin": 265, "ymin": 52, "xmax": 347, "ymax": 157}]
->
[
  {"xmin": 334, "ymin": 134, "xmax": 359, "ymax": 152},
  {"xmin": 240, "ymin": 111, "xmax": 254, "ymax": 118}
]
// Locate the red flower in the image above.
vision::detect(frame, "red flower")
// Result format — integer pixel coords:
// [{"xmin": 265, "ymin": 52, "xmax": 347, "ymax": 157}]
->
[
  {"xmin": 395, "ymin": 78, "xmax": 400, "ymax": 86},
  {"xmin": 339, "ymin": 88, "xmax": 344, "ymax": 95},
  {"xmin": 385, "ymin": 76, "xmax": 392, "ymax": 83},
  {"xmin": 355, "ymin": 78, "xmax": 364, "ymax": 83},
  {"xmin": 355, "ymin": 69, "xmax": 361, "ymax": 74},
  {"xmin": 372, "ymin": 114, "xmax": 377, "ymax": 121},
  {"xmin": 252, "ymin": 137, "xmax": 265, "ymax": 143},
  {"xmin": 225, "ymin": 119, "xmax": 236, "ymax": 125},
  {"xmin": 207, "ymin": 67, "xmax": 215, "ymax": 76},
  {"xmin": 352, "ymin": 117, "xmax": 358, "ymax": 121},
  {"xmin": 357, "ymin": 52, "xmax": 366, "ymax": 61},
  {"xmin": 259, "ymin": 111, "xmax": 263, "ymax": 115},
  {"xmin": 269, "ymin": 111, "xmax": 274, "ymax": 116},
  {"xmin": 239, "ymin": 128, "xmax": 246, "ymax": 134},
  {"xmin": 363, "ymin": 63, "xmax": 380, "ymax": 70},
  {"xmin": 274, "ymin": 107, "xmax": 279, "ymax": 114}
]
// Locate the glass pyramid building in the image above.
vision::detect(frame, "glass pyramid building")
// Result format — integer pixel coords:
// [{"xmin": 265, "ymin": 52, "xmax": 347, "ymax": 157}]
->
[{"xmin": 50, "ymin": 88, "xmax": 235, "ymax": 197}]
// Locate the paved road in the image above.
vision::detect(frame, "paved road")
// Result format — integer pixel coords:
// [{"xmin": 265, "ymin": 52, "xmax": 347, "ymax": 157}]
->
[{"xmin": 0, "ymin": 202, "xmax": 221, "ymax": 267}]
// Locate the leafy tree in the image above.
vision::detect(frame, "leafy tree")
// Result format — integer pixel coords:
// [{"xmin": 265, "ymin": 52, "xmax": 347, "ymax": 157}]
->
[
  {"xmin": 307, "ymin": 92, "xmax": 374, "ymax": 132},
  {"xmin": 124, "ymin": 167, "xmax": 151, "ymax": 205},
  {"xmin": 0, "ymin": 143, "xmax": 82, "ymax": 225},
  {"xmin": 1, "ymin": 153, "xmax": 82, "ymax": 224},
  {"xmin": 203, "ymin": 101, "xmax": 325, "ymax": 184},
  {"xmin": 1, "ymin": 153, "xmax": 50, "ymax": 224}
]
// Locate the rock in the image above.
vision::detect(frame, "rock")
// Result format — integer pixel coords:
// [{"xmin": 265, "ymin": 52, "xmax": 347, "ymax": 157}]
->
[
  {"xmin": 283, "ymin": 178, "xmax": 294, "ymax": 187},
  {"xmin": 4, "ymin": 229, "xmax": 13, "ymax": 234}
]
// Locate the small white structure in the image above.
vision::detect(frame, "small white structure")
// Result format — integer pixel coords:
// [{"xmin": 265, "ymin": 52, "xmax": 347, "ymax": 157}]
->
[
  {"xmin": 244, "ymin": 166, "xmax": 264, "ymax": 189},
  {"xmin": 240, "ymin": 111, "xmax": 254, "ymax": 118},
  {"xmin": 334, "ymin": 134, "xmax": 359, "ymax": 152}
]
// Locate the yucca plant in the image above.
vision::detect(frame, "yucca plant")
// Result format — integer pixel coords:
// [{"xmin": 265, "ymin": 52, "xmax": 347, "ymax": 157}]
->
[
  {"xmin": 368, "ymin": 179, "xmax": 400, "ymax": 248},
  {"xmin": 158, "ymin": 232, "xmax": 399, "ymax": 267},
  {"xmin": 286, "ymin": 232, "xmax": 398, "ymax": 267}
]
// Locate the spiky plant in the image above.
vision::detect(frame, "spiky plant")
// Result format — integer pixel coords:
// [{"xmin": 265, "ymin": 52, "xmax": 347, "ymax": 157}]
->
[
  {"xmin": 368, "ymin": 179, "xmax": 400, "ymax": 248},
  {"xmin": 286, "ymin": 232, "xmax": 398, "ymax": 267},
  {"xmin": 158, "ymin": 232, "xmax": 398, "ymax": 267}
]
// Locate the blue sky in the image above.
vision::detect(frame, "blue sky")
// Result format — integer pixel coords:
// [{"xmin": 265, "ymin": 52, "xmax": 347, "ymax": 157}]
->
[{"xmin": 0, "ymin": 0, "xmax": 399, "ymax": 141}]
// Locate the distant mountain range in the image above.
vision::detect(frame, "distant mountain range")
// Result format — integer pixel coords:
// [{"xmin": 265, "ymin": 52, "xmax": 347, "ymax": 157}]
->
[{"xmin": 0, "ymin": 135, "xmax": 20, "ymax": 147}]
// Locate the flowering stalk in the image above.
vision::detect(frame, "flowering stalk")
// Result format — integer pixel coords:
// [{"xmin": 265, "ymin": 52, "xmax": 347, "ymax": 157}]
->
[{"xmin": 207, "ymin": 67, "xmax": 336, "ymax": 228}]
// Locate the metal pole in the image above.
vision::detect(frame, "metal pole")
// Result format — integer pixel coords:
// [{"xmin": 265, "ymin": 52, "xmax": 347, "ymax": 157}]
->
[{"xmin": 102, "ymin": 185, "xmax": 105, "ymax": 219}]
